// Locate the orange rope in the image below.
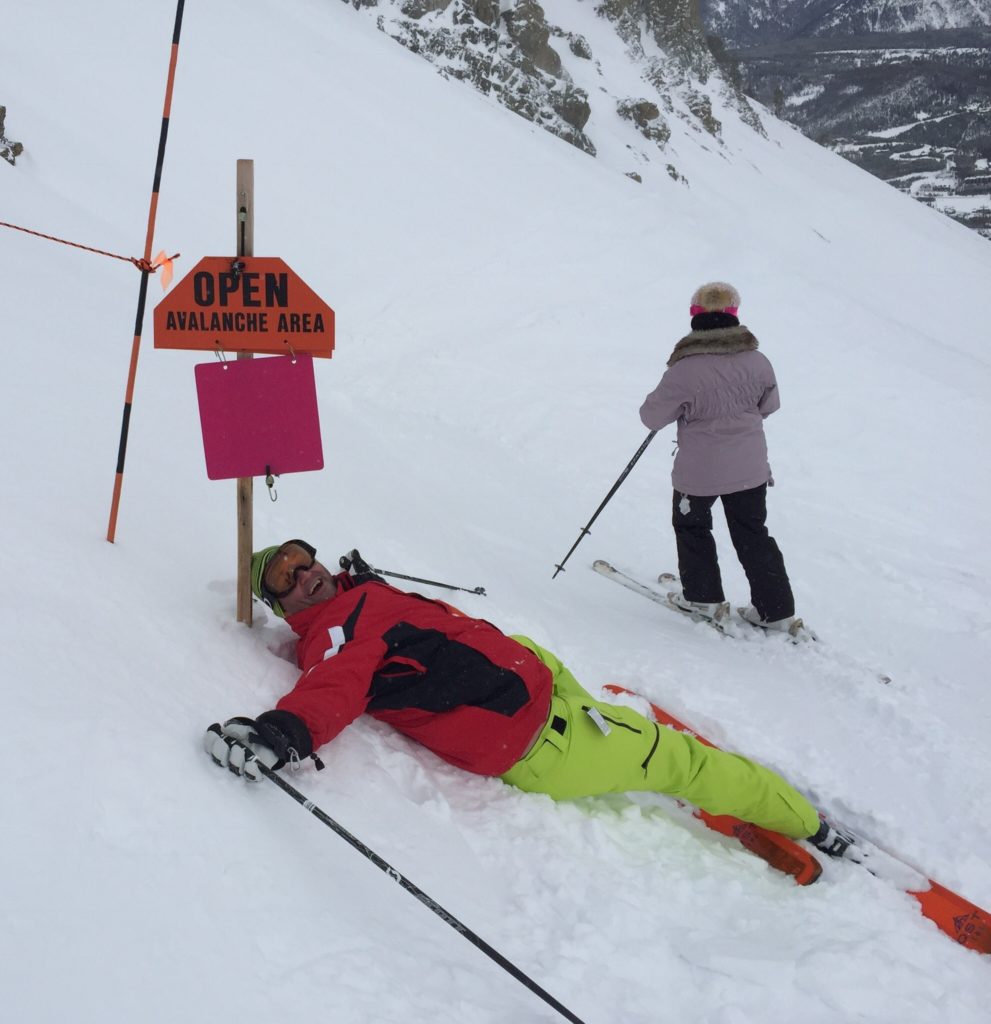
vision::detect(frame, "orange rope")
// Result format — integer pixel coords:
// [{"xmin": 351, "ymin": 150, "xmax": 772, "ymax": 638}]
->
[{"xmin": 0, "ymin": 220, "xmax": 178, "ymax": 275}]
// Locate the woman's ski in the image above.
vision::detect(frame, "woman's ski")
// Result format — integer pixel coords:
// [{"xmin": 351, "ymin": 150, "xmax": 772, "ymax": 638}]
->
[
  {"xmin": 592, "ymin": 560, "xmax": 734, "ymax": 635},
  {"xmin": 592, "ymin": 559, "xmax": 892, "ymax": 682}
]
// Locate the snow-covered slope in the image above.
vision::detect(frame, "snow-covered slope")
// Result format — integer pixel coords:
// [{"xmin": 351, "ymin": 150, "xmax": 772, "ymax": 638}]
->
[{"xmin": 3, "ymin": 1, "xmax": 990, "ymax": 1022}]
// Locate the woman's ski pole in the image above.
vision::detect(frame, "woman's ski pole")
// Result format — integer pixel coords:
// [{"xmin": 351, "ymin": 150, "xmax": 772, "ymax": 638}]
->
[{"xmin": 552, "ymin": 431, "xmax": 657, "ymax": 578}]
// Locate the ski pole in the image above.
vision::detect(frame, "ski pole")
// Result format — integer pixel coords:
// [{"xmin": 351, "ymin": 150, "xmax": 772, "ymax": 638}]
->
[
  {"xmin": 552, "ymin": 431, "xmax": 657, "ymax": 578},
  {"xmin": 376, "ymin": 568, "xmax": 486, "ymax": 596},
  {"xmin": 340, "ymin": 551, "xmax": 486, "ymax": 596},
  {"xmin": 230, "ymin": 745, "xmax": 587, "ymax": 1024}
]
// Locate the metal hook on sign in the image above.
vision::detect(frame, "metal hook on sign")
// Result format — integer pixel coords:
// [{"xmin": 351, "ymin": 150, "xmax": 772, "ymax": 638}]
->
[
  {"xmin": 265, "ymin": 464, "xmax": 278, "ymax": 503},
  {"xmin": 286, "ymin": 342, "xmax": 297, "ymax": 365},
  {"xmin": 214, "ymin": 344, "xmax": 229, "ymax": 369},
  {"xmin": 238, "ymin": 205, "xmax": 247, "ymax": 260}
]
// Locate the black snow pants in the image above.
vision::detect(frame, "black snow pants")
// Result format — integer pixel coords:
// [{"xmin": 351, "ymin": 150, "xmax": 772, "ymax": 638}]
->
[{"xmin": 672, "ymin": 483, "xmax": 795, "ymax": 621}]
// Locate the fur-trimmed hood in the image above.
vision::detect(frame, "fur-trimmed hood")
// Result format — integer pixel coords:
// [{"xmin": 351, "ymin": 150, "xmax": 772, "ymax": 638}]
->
[{"xmin": 667, "ymin": 324, "xmax": 759, "ymax": 367}]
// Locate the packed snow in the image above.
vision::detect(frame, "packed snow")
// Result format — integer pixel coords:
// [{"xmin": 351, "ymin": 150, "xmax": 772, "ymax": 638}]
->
[{"xmin": 3, "ymin": 2, "xmax": 990, "ymax": 1022}]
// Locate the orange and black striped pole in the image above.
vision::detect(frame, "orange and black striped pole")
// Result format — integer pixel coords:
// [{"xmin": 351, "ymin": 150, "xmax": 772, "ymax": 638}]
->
[{"xmin": 106, "ymin": 0, "xmax": 186, "ymax": 542}]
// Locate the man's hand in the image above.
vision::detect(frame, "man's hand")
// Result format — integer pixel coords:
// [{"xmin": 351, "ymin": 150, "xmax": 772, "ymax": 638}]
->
[
  {"xmin": 205, "ymin": 709, "xmax": 315, "ymax": 782},
  {"xmin": 339, "ymin": 548, "xmax": 385, "ymax": 584},
  {"xmin": 204, "ymin": 718, "xmax": 284, "ymax": 781}
]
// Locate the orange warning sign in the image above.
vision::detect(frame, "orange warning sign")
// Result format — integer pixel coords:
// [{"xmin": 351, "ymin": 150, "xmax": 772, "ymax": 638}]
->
[{"xmin": 153, "ymin": 256, "xmax": 335, "ymax": 357}]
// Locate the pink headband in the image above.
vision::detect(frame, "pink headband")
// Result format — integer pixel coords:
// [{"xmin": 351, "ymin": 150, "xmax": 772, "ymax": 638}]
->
[{"xmin": 691, "ymin": 305, "xmax": 739, "ymax": 316}]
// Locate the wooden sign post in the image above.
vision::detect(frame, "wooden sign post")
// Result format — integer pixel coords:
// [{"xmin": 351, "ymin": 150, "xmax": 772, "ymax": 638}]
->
[
  {"xmin": 236, "ymin": 160, "xmax": 254, "ymax": 624},
  {"xmin": 153, "ymin": 160, "xmax": 335, "ymax": 625}
]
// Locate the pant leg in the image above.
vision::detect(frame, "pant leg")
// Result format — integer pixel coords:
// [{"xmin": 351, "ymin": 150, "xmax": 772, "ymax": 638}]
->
[
  {"xmin": 721, "ymin": 484, "xmax": 795, "ymax": 621},
  {"xmin": 671, "ymin": 490, "xmax": 724, "ymax": 603},
  {"xmin": 502, "ymin": 638, "xmax": 820, "ymax": 839}
]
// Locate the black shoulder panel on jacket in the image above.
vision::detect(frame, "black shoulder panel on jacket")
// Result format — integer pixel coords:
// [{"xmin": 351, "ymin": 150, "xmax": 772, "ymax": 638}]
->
[{"xmin": 367, "ymin": 623, "xmax": 530, "ymax": 717}]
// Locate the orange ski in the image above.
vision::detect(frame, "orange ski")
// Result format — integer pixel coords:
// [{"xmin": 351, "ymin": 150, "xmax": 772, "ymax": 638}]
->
[
  {"xmin": 908, "ymin": 880, "xmax": 991, "ymax": 953},
  {"xmin": 603, "ymin": 684, "xmax": 991, "ymax": 954}
]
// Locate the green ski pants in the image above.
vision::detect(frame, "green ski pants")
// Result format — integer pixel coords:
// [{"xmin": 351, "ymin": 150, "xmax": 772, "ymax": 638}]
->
[{"xmin": 501, "ymin": 637, "xmax": 820, "ymax": 840}]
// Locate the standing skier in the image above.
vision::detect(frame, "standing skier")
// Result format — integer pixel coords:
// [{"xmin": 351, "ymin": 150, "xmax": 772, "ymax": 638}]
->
[
  {"xmin": 640, "ymin": 282, "xmax": 806, "ymax": 637},
  {"xmin": 205, "ymin": 538, "xmax": 852, "ymax": 857}
]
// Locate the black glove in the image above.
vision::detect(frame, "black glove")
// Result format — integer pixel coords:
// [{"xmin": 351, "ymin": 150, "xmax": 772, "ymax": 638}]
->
[
  {"xmin": 204, "ymin": 711, "xmax": 313, "ymax": 782},
  {"xmin": 339, "ymin": 548, "xmax": 385, "ymax": 584}
]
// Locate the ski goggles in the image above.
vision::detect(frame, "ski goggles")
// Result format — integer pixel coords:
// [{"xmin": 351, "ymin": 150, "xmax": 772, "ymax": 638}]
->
[{"xmin": 262, "ymin": 540, "xmax": 317, "ymax": 600}]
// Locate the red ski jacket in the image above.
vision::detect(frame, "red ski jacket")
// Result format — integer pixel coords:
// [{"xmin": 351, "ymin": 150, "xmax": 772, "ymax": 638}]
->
[{"xmin": 275, "ymin": 575, "xmax": 553, "ymax": 776}]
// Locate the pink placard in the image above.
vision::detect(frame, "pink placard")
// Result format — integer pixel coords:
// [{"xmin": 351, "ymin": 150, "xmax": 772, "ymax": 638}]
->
[{"xmin": 194, "ymin": 354, "xmax": 324, "ymax": 480}]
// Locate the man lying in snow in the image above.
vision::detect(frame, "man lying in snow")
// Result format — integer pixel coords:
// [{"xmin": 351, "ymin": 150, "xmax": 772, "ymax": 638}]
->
[{"xmin": 205, "ymin": 539, "xmax": 854, "ymax": 858}]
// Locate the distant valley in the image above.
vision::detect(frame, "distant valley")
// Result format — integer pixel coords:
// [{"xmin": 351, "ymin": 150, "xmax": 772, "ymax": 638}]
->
[{"xmin": 701, "ymin": 3, "xmax": 991, "ymax": 239}]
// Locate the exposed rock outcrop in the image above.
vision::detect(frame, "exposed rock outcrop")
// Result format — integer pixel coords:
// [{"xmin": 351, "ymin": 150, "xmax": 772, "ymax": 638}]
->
[
  {"xmin": 597, "ymin": 0, "xmax": 765, "ymax": 136},
  {"xmin": 376, "ymin": 0, "xmax": 596, "ymax": 154},
  {"xmin": 617, "ymin": 98, "xmax": 671, "ymax": 145},
  {"xmin": 342, "ymin": 0, "xmax": 765, "ymax": 178},
  {"xmin": 1, "ymin": 106, "xmax": 23, "ymax": 165}
]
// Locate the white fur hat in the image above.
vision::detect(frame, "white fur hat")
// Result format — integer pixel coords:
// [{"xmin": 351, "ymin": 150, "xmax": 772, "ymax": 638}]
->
[{"xmin": 690, "ymin": 281, "xmax": 741, "ymax": 314}]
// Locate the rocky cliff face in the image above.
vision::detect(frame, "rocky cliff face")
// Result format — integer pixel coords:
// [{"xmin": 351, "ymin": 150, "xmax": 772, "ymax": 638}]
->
[
  {"xmin": 368, "ymin": 0, "xmax": 598, "ymax": 154},
  {"xmin": 700, "ymin": 1, "xmax": 991, "ymax": 239},
  {"xmin": 597, "ymin": 0, "xmax": 765, "ymax": 136},
  {"xmin": 339, "ymin": 0, "xmax": 765, "ymax": 183}
]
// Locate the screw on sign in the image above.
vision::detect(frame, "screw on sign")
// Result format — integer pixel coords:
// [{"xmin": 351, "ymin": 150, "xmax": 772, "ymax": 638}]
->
[{"xmin": 153, "ymin": 256, "xmax": 335, "ymax": 357}]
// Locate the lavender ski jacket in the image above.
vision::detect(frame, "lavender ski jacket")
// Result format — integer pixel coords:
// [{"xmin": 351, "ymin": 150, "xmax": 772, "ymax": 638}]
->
[{"xmin": 639, "ymin": 325, "xmax": 780, "ymax": 497}]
